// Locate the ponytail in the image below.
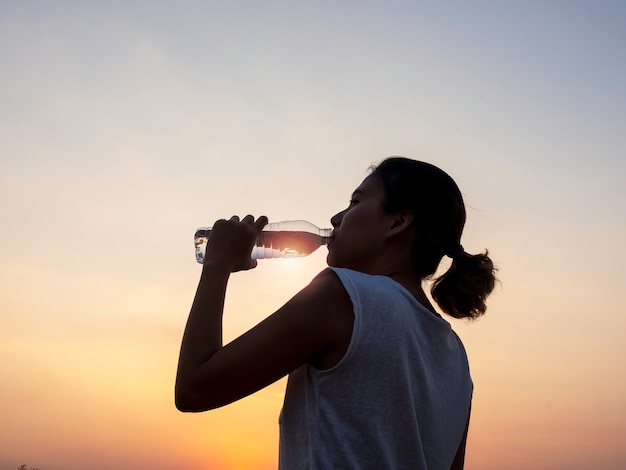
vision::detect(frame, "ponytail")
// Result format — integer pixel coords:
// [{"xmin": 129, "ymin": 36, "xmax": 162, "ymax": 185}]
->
[{"xmin": 431, "ymin": 250, "xmax": 497, "ymax": 320}]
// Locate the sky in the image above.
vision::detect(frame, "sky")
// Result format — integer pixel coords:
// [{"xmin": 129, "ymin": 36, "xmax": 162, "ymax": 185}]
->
[{"xmin": 1, "ymin": 0, "xmax": 625, "ymax": 469}]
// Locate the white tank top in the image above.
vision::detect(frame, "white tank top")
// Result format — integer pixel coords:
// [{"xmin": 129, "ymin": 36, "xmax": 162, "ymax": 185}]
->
[{"xmin": 279, "ymin": 268, "xmax": 473, "ymax": 469}]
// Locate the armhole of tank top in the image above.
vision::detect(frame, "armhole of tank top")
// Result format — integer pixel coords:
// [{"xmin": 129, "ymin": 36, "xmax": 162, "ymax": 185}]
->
[{"xmin": 312, "ymin": 268, "xmax": 361, "ymax": 377}]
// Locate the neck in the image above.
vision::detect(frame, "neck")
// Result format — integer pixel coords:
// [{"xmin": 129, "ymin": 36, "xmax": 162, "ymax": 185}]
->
[
  {"xmin": 371, "ymin": 250, "xmax": 439, "ymax": 316},
  {"xmin": 388, "ymin": 270, "xmax": 439, "ymax": 316}
]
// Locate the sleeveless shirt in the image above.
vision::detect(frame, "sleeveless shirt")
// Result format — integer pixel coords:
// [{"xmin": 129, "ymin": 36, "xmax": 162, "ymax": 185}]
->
[{"xmin": 278, "ymin": 268, "xmax": 473, "ymax": 469}]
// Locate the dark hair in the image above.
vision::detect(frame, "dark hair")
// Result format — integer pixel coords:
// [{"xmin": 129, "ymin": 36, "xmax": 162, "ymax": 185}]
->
[{"xmin": 370, "ymin": 157, "xmax": 497, "ymax": 320}]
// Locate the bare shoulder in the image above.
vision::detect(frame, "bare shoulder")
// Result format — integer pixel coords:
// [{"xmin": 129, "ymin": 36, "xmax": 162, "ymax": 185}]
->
[
  {"xmin": 294, "ymin": 268, "xmax": 349, "ymax": 304},
  {"xmin": 283, "ymin": 268, "xmax": 354, "ymax": 369},
  {"xmin": 285, "ymin": 268, "xmax": 352, "ymax": 323}
]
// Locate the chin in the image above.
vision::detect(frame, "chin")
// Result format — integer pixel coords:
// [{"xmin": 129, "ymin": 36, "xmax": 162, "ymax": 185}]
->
[
  {"xmin": 326, "ymin": 251, "xmax": 341, "ymax": 268},
  {"xmin": 326, "ymin": 252, "xmax": 336, "ymax": 267},
  {"xmin": 326, "ymin": 253, "xmax": 356, "ymax": 271}
]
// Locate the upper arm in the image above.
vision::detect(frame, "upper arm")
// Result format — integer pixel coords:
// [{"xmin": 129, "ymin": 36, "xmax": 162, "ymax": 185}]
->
[{"xmin": 175, "ymin": 269, "xmax": 354, "ymax": 411}]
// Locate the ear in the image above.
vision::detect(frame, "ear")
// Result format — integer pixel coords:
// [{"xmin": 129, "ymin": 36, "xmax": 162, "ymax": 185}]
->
[{"xmin": 387, "ymin": 210, "xmax": 414, "ymax": 236}]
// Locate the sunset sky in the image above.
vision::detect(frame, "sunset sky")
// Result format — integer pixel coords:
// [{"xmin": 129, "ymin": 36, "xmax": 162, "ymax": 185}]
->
[{"xmin": 1, "ymin": 1, "xmax": 625, "ymax": 469}]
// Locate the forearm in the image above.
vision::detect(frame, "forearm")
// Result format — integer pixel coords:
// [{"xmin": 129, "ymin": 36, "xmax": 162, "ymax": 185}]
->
[{"xmin": 175, "ymin": 263, "xmax": 230, "ymax": 405}]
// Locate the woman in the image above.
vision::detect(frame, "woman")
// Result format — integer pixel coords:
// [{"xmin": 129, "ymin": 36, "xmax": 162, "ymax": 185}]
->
[{"xmin": 175, "ymin": 157, "xmax": 497, "ymax": 469}]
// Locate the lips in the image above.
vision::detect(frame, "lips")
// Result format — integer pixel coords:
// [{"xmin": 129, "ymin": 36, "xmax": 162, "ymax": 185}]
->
[{"xmin": 327, "ymin": 235, "xmax": 335, "ymax": 250}]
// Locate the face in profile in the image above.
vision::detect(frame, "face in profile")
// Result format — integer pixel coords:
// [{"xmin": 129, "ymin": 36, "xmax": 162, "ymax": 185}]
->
[{"xmin": 327, "ymin": 175, "xmax": 391, "ymax": 273}]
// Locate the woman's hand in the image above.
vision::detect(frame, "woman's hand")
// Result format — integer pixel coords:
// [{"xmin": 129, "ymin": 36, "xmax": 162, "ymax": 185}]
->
[{"xmin": 203, "ymin": 215, "xmax": 268, "ymax": 272}]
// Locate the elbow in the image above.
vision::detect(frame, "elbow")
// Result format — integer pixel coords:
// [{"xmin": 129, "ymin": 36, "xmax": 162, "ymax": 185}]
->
[
  {"xmin": 175, "ymin": 382, "xmax": 223, "ymax": 412},
  {"xmin": 175, "ymin": 395, "xmax": 197, "ymax": 413},
  {"xmin": 175, "ymin": 385, "xmax": 207, "ymax": 412},
  {"xmin": 176, "ymin": 402, "xmax": 203, "ymax": 413}
]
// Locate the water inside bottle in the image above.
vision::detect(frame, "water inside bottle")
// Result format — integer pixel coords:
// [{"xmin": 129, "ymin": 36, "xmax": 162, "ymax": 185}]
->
[
  {"xmin": 256, "ymin": 231, "xmax": 327, "ymax": 258},
  {"xmin": 194, "ymin": 229, "xmax": 330, "ymax": 264},
  {"xmin": 194, "ymin": 229, "xmax": 210, "ymax": 264}
]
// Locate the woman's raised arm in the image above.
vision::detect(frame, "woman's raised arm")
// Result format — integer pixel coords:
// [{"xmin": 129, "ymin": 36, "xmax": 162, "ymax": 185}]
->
[{"xmin": 175, "ymin": 216, "xmax": 352, "ymax": 411}]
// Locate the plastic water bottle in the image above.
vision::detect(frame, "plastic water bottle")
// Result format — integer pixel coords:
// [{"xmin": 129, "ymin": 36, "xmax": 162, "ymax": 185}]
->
[{"xmin": 194, "ymin": 220, "xmax": 332, "ymax": 264}]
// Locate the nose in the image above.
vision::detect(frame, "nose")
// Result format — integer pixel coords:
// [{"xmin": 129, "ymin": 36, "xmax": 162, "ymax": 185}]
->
[{"xmin": 330, "ymin": 209, "xmax": 345, "ymax": 228}]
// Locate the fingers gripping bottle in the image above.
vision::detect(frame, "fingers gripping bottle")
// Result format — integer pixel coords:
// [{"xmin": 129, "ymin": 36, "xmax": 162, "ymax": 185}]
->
[{"xmin": 194, "ymin": 220, "xmax": 332, "ymax": 264}]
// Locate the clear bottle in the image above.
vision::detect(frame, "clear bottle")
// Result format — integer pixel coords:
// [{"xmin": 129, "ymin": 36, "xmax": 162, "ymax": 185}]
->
[{"xmin": 194, "ymin": 220, "xmax": 332, "ymax": 264}]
